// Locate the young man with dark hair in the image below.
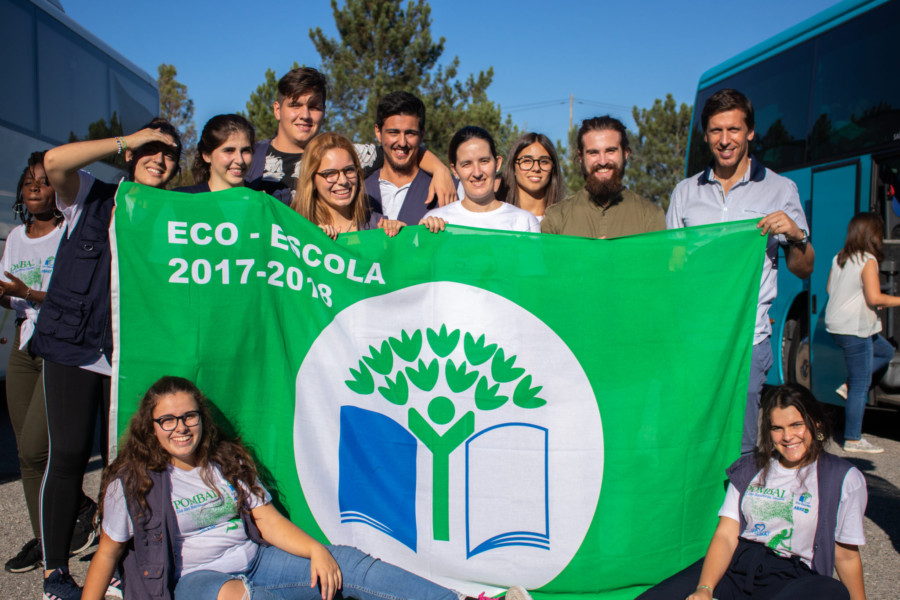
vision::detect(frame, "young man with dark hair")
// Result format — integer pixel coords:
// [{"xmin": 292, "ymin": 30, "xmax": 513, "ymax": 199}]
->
[
  {"xmin": 365, "ymin": 91, "xmax": 436, "ymax": 224},
  {"xmin": 542, "ymin": 115, "xmax": 664, "ymax": 238},
  {"xmin": 246, "ymin": 67, "xmax": 455, "ymax": 206},
  {"xmin": 667, "ymin": 88, "xmax": 815, "ymax": 456}
]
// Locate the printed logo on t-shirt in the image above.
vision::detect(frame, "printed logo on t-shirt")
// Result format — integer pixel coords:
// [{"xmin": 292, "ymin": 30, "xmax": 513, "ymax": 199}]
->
[
  {"xmin": 745, "ymin": 484, "xmax": 796, "ymax": 554},
  {"xmin": 172, "ymin": 482, "xmax": 240, "ymax": 533},
  {"xmin": 795, "ymin": 492, "xmax": 813, "ymax": 514},
  {"xmin": 263, "ymin": 155, "xmax": 284, "ymax": 182}
]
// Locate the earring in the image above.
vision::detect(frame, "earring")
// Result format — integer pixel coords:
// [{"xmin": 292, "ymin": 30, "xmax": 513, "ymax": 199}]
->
[{"xmin": 815, "ymin": 432, "xmax": 824, "ymax": 441}]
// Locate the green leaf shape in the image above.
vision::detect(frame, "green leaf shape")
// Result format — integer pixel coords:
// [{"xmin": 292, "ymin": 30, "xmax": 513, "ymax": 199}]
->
[
  {"xmin": 378, "ymin": 371, "xmax": 409, "ymax": 405},
  {"xmin": 427, "ymin": 325, "xmax": 460, "ymax": 357},
  {"xmin": 363, "ymin": 340, "xmax": 393, "ymax": 375},
  {"xmin": 474, "ymin": 376, "xmax": 508, "ymax": 411},
  {"xmin": 389, "ymin": 329, "xmax": 422, "ymax": 363},
  {"xmin": 345, "ymin": 360, "xmax": 375, "ymax": 395},
  {"xmin": 405, "ymin": 359, "xmax": 439, "ymax": 391},
  {"xmin": 464, "ymin": 333, "xmax": 497, "ymax": 366},
  {"xmin": 490, "ymin": 348, "xmax": 525, "ymax": 383},
  {"xmin": 512, "ymin": 375, "xmax": 546, "ymax": 409},
  {"xmin": 445, "ymin": 359, "xmax": 478, "ymax": 393}
]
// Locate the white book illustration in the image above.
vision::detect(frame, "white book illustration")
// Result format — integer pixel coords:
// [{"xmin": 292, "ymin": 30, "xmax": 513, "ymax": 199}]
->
[{"xmin": 465, "ymin": 423, "xmax": 549, "ymax": 557}]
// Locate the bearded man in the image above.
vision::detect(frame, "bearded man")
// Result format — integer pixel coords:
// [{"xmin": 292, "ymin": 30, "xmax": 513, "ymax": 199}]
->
[{"xmin": 542, "ymin": 116, "xmax": 664, "ymax": 238}]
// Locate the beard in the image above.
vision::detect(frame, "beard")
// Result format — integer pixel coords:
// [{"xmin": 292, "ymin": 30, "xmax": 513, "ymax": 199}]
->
[
  {"xmin": 583, "ymin": 161, "xmax": 625, "ymax": 203},
  {"xmin": 384, "ymin": 144, "xmax": 417, "ymax": 175}
]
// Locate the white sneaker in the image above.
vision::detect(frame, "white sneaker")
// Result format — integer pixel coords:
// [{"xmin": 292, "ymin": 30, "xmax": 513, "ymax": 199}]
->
[
  {"xmin": 843, "ymin": 438, "xmax": 884, "ymax": 454},
  {"xmin": 504, "ymin": 587, "xmax": 533, "ymax": 600},
  {"xmin": 835, "ymin": 383, "xmax": 848, "ymax": 400}
]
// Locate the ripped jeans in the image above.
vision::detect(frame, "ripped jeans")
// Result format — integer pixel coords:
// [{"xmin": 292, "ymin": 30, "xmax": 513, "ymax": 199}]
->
[{"xmin": 174, "ymin": 544, "xmax": 460, "ymax": 600}]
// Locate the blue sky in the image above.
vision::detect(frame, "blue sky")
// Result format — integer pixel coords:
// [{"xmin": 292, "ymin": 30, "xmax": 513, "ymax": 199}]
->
[{"xmin": 64, "ymin": 0, "xmax": 842, "ymax": 146}]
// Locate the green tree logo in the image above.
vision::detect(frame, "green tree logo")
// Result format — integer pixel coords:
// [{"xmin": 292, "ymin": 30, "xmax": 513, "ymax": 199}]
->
[{"xmin": 344, "ymin": 326, "xmax": 547, "ymax": 541}]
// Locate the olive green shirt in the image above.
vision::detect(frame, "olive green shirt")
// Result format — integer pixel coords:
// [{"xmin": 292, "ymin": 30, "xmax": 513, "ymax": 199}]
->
[{"xmin": 541, "ymin": 187, "xmax": 665, "ymax": 239}]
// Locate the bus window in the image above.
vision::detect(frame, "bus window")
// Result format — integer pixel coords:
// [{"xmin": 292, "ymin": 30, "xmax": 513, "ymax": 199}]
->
[
  {"xmin": 0, "ymin": 0, "xmax": 37, "ymax": 132},
  {"xmin": 808, "ymin": 0, "xmax": 900, "ymax": 162}
]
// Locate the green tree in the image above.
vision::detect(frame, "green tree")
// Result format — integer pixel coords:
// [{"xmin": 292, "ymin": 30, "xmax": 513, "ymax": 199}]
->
[
  {"xmin": 345, "ymin": 327, "xmax": 546, "ymax": 541},
  {"xmin": 626, "ymin": 94, "xmax": 692, "ymax": 211},
  {"xmin": 240, "ymin": 62, "xmax": 301, "ymax": 141},
  {"xmin": 308, "ymin": 0, "xmax": 519, "ymax": 161},
  {"xmin": 157, "ymin": 63, "xmax": 197, "ymax": 185},
  {"xmin": 556, "ymin": 125, "xmax": 582, "ymax": 197}
]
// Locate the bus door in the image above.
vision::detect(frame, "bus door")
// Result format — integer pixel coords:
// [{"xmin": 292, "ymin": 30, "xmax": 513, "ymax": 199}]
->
[
  {"xmin": 809, "ymin": 161, "xmax": 860, "ymax": 404},
  {"xmin": 872, "ymin": 153, "xmax": 900, "ymax": 405}
]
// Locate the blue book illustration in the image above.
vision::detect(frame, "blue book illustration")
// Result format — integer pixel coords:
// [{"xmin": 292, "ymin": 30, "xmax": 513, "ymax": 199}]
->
[
  {"xmin": 338, "ymin": 406, "xmax": 418, "ymax": 551},
  {"xmin": 465, "ymin": 423, "xmax": 549, "ymax": 558}
]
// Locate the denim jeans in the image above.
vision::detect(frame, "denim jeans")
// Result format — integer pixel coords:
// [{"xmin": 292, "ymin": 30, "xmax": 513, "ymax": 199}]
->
[
  {"xmin": 831, "ymin": 333, "xmax": 895, "ymax": 441},
  {"xmin": 174, "ymin": 544, "xmax": 461, "ymax": 600},
  {"xmin": 742, "ymin": 340, "xmax": 774, "ymax": 455}
]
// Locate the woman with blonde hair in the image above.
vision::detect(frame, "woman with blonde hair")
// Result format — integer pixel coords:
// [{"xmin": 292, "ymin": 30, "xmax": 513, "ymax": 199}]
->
[{"xmin": 291, "ymin": 133, "xmax": 401, "ymax": 239}]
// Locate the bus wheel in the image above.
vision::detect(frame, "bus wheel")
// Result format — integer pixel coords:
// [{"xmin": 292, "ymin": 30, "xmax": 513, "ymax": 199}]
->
[{"xmin": 783, "ymin": 318, "xmax": 810, "ymax": 388}]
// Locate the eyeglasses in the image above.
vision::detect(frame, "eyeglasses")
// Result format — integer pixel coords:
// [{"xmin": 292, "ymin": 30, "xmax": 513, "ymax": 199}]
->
[
  {"xmin": 153, "ymin": 411, "xmax": 201, "ymax": 431},
  {"xmin": 316, "ymin": 167, "xmax": 358, "ymax": 184},
  {"xmin": 516, "ymin": 157, "xmax": 554, "ymax": 171}
]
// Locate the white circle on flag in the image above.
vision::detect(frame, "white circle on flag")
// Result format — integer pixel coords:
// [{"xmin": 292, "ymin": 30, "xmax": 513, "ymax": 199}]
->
[{"xmin": 294, "ymin": 282, "xmax": 603, "ymax": 592}]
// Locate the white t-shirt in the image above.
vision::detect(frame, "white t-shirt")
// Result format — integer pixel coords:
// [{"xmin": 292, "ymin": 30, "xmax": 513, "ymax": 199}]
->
[
  {"xmin": 718, "ymin": 458, "xmax": 867, "ymax": 568},
  {"xmin": 423, "ymin": 201, "xmax": 540, "ymax": 233},
  {"xmin": 825, "ymin": 252, "xmax": 881, "ymax": 337},
  {"xmin": 103, "ymin": 463, "xmax": 271, "ymax": 577},
  {"xmin": 0, "ymin": 224, "xmax": 64, "ymax": 348}
]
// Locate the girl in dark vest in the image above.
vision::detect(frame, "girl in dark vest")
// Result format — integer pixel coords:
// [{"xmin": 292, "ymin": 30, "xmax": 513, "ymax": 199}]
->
[
  {"xmin": 34, "ymin": 120, "xmax": 183, "ymax": 600},
  {"xmin": 638, "ymin": 383, "xmax": 868, "ymax": 600},
  {"xmin": 81, "ymin": 376, "xmax": 532, "ymax": 600},
  {"xmin": 175, "ymin": 114, "xmax": 255, "ymax": 194}
]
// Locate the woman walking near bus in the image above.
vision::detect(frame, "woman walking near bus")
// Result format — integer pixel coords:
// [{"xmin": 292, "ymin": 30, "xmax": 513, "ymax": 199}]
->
[
  {"xmin": 825, "ymin": 212, "xmax": 900, "ymax": 454},
  {"xmin": 501, "ymin": 132, "xmax": 564, "ymax": 221},
  {"xmin": 33, "ymin": 119, "xmax": 182, "ymax": 600}
]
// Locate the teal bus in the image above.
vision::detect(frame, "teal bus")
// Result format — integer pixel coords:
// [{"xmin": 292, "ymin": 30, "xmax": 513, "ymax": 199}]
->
[{"xmin": 687, "ymin": 0, "xmax": 900, "ymax": 407}]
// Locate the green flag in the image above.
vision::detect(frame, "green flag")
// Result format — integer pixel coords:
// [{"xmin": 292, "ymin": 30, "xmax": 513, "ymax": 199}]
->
[{"xmin": 112, "ymin": 183, "xmax": 764, "ymax": 599}]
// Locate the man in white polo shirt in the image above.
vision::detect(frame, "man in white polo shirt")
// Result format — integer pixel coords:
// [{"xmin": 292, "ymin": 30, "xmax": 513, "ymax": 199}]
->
[{"xmin": 667, "ymin": 88, "xmax": 815, "ymax": 455}]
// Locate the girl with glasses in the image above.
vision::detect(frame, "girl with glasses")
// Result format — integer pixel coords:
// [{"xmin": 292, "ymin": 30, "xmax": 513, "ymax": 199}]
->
[
  {"xmin": 291, "ymin": 133, "xmax": 403, "ymax": 239},
  {"xmin": 81, "ymin": 376, "xmax": 532, "ymax": 600},
  {"xmin": 501, "ymin": 133, "xmax": 563, "ymax": 222}
]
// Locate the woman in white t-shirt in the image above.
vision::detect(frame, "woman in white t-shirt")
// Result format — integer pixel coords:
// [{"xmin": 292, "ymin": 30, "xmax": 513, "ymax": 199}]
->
[
  {"xmin": 638, "ymin": 384, "xmax": 868, "ymax": 600},
  {"xmin": 82, "ymin": 376, "xmax": 531, "ymax": 600},
  {"xmin": 420, "ymin": 127, "xmax": 540, "ymax": 234},
  {"xmin": 1, "ymin": 152, "xmax": 65, "ymax": 572},
  {"xmin": 824, "ymin": 213, "xmax": 900, "ymax": 454}
]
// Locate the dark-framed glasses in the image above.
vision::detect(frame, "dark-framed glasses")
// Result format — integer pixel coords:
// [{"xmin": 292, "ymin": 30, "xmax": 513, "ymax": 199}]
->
[
  {"xmin": 153, "ymin": 411, "xmax": 201, "ymax": 431},
  {"xmin": 515, "ymin": 157, "xmax": 554, "ymax": 171},
  {"xmin": 316, "ymin": 167, "xmax": 358, "ymax": 184}
]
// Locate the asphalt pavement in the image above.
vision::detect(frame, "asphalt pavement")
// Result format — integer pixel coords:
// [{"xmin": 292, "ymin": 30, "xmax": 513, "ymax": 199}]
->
[{"xmin": 1, "ymin": 398, "xmax": 898, "ymax": 599}]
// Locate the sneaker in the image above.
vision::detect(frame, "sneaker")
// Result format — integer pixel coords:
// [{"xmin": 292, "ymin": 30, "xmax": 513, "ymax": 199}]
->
[
  {"xmin": 835, "ymin": 383, "xmax": 848, "ymax": 400},
  {"xmin": 843, "ymin": 438, "xmax": 885, "ymax": 454},
  {"xmin": 70, "ymin": 498, "xmax": 98, "ymax": 556},
  {"xmin": 105, "ymin": 576, "xmax": 123, "ymax": 599},
  {"xmin": 43, "ymin": 567, "xmax": 82, "ymax": 600},
  {"xmin": 4, "ymin": 537, "xmax": 42, "ymax": 573}
]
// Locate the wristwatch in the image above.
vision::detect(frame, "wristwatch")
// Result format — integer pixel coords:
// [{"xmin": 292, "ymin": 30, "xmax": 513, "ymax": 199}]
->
[{"xmin": 790, "ymin": 229, "xmax": 809, "ymax": 246}]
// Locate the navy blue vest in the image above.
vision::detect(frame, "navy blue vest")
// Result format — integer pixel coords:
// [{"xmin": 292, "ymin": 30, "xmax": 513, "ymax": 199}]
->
[
  {"xmin": 119, "ymin": 468, "xmax": 266, "ymax": 600},
  {"xmin": 365, "ymin": 168, "xmax": 435, "ymax": 225},
  {"xmin": 726, "ymin": 452, "xmax": 854, "ymax": 575},
  {"xmin": 31, "ymin": 178, "xmax": 117, "ymax": 366}
]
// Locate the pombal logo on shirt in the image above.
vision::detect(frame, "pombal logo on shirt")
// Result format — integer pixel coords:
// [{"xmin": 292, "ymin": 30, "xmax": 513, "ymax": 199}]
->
[{"xmin": 293, "ymin": 283, "xmax": 603, "ymax": 591}]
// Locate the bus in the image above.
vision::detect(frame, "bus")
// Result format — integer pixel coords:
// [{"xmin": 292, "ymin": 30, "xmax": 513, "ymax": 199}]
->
[
  {"xmin": 687, "ymin": 0, "xmax": 900, "ymax": 407},
  {"xmin": 0, "ymin": 0, "xmax": 159, "ymax": 377}
]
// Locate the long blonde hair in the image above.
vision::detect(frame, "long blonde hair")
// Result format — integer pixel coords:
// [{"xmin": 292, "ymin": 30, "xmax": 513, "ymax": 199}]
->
[{"xmin": 290, "ymin": 133, "xmax": 368, "ymax": 227}]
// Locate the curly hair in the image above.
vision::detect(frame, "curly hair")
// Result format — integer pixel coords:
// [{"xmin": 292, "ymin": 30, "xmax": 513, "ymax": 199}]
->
[
  {"xmin": 290, "ymin": 132, "xmax": 368, "ymax": 228},
  {"xmin": 100, "ymin": 376, "xmax": 265, "ymax": 519},
  {"xmin": 755, "ymin": 383, "xmax": 830, "ymax": 485},
  {"xmin": 14, "ymin": 151, "xmax": 63, "ymax": 228}
]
